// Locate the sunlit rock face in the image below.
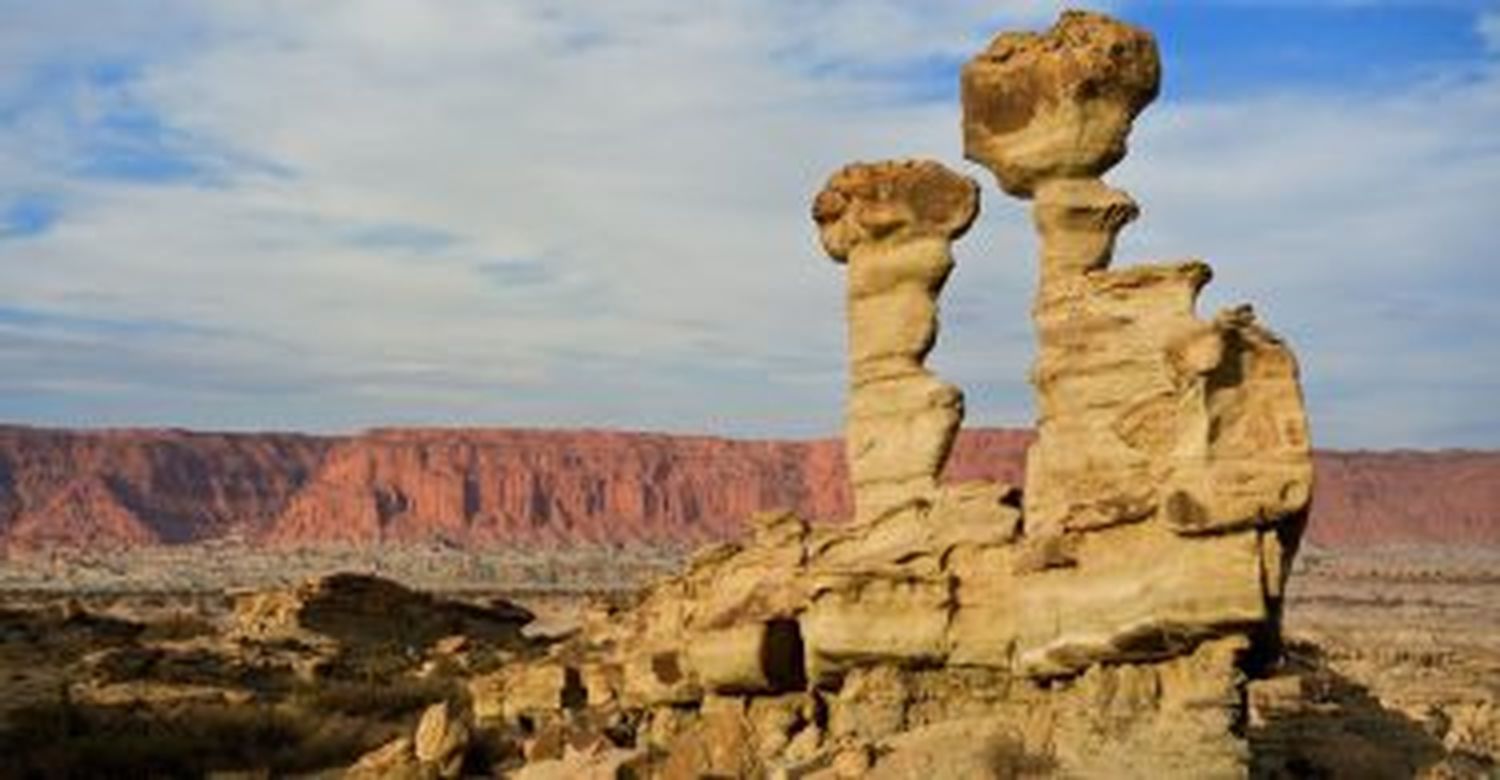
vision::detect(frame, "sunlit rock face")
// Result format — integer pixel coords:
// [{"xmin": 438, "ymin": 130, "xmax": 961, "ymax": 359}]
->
[
  {"xmin": 812, "ymin": 159, "xmax": 979, "ymax": 525},
  {"xmin": 961, "ymin": 10, "xmax": 1312, "ymax": 588},
  {"xmin": 961, "ymin": 10, "xmax": 1160, "ymax": 199},
  {"xmin": 348, "ymin": 10, "xmax": 1321, "ymax": 778}
]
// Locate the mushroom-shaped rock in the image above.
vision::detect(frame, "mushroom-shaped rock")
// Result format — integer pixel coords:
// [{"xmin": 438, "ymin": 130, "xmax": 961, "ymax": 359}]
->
[
  {"xmin": 812, "ymin": 160, "xmax": 979, "ymax": 523},
  {"xmin": 813, "ymin": 159, "xmax": 979, "ymax": 262},
  {"xmin": 961, "ymin": 10, "xmax": 1160, "ymax": 197}
]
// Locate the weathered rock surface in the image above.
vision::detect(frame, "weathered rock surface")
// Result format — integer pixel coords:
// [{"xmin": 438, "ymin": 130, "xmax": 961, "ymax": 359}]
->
[
  {"xmin": 961, "ymin": 10, "xmax": 1313, "ymax": 544},
  {"xmin": 437, "ymin": 9, "xmax": 1334, "ymax": 778},
  {"xmin": 0, "ymin": 426, "xmax": 329, "ymax": 549},
  {"xmin": 346, "ymin": 702, "xmax": 472, "ymax": 780},
  {"xmin": 961, "ymin": 9, "xmax": 1160, "ymax": 198},
  {"xmin": 813, "ymin": 159, "xmax": 978, "ymax": 523}
]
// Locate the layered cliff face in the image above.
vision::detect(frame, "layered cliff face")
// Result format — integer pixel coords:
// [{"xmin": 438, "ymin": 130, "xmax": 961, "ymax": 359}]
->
[
  {"xmin": 264, "ymin": 429, "xmax": 852, "ymax": 547},
  {"xmin": 0, "ymin": 426, "xmax": 330, "ymax": 549},
  {"xmin": 0, "ymin": 425, "xmax": 1492, "ymax": 552}
]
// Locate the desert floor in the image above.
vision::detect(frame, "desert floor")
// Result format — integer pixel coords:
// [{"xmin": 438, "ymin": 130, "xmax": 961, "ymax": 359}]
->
[{"xmin": 0, "ymin": 544, "xmax": 1496, "ymax": 777}]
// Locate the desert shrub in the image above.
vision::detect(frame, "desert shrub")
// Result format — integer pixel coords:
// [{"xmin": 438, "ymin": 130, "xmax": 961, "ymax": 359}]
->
[{"xmin": 0, "ymin": 699, "xmax": 399, "ymax": 777}]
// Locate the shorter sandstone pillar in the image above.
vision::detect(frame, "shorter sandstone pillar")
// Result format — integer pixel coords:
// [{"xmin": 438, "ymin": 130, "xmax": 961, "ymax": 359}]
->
[{"xmin": 812, "ymin": 160, "xmax": 979, "ymax": 524}]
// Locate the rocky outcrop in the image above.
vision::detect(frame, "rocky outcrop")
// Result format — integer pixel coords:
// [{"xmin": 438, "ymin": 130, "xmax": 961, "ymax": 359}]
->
[
  {"xmin": 813, "ymin": 159, "xmax": 978, "ymax": 523},
  {"xmin": 230, "ymin": 572, "xmax": 534, "ymax": 654}
]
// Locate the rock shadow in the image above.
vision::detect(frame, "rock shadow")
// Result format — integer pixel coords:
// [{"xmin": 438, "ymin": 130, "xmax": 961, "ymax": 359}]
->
[{"xmin": 1248, "ymin": 641, "xmax": 1467, "ymax": 779}]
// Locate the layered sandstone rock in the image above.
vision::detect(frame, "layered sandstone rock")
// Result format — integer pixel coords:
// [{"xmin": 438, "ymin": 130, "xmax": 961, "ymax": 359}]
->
[
  {"xmin": 963, "ymin": 9, "xmax": 1313, "ymax": 543},
  {"xmin": 813, "ymin": 160, "xmax": 978, "ymax": 523},
  {"xmin": 450, "ymin": 9, "xmax": 1323, "ymax": 778}
]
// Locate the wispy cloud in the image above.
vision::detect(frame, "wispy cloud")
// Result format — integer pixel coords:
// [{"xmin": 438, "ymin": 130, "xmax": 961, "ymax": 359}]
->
[{"xmin": 0, "ymin": 1, "xmax": 1492, "ymax": 447}]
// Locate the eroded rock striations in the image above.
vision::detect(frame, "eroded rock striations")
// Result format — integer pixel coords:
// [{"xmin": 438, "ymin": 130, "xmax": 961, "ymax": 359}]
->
[
  {"xmin": 812, "ymin": 160, "xmax": 978, "ymax": 524},
  {"xmin": 962, "ymin": 10, "xmax": 1312, "ymax": 543},
  {"xmin": 449, "ymin": 10, "xmax": 1316, "ymax": 778},
  {"xmin": 959, "ymin": 8, "xmax": 1314, "ymax": 674}
]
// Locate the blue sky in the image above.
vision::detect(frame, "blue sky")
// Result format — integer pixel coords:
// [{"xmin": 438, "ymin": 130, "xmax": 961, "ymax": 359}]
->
[{"xmin": 0, "ymin": 1, "xmax": 1496, "ymax": 448}]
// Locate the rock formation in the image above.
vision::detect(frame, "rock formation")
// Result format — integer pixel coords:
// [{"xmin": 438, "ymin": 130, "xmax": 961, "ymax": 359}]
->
[
  {"xmin": 427, "ymin": 10, "xmax": 1321, "ymax": 777},
  {"xmin": 812, "ymin": 160, "xmax": 978, "ymax": 523},
  {"xmin": 961, "ymin": 10, "xmax": 1313, "ymax": 543},
  {"xmin": 230, "ymin": 572, "xmax": 534, "ymax": 652},
  {"xmin": 347, "ymin": 701, "xmax": 472, "ymax": 780}
]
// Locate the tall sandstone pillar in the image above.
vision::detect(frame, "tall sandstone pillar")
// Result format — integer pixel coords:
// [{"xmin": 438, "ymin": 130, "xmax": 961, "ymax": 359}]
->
[
  {"xmin": 961, "ymin": 11, "xmax": 1313, "ymax": 548},
  {"xmin": 812, "ymin": 160, "xmax": 980, "ymax": 524}
]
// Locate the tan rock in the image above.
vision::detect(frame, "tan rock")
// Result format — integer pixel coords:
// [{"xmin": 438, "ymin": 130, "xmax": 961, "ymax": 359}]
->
[
  {"xmin": 345, "ymin": 737, "xmax": 423, "ymax": 780},
  {"xmin": 829, "ymin": 744, "xmax": 874, "ymax": 778},
  {"xmin": 1007, "ymin": 522, "xmax": 1269, "ymax": 677},
  {"xmin": 783, "ymin": 720, "xmax": 826, "ymax": 764},
  {"xmin": 865, "ymin": 718, "xmax": 1026, "ymax": 780},
  {"xmin": 229, "ymin": 572, "xmax": 532, "ymax": 650},
  {"xmin": 961, "ymin": 10, "xmax": 1160, "ymax": 197},
  {"xmin": 686, "ymin": 619, "xmax": 806, "ymax": 694},
  {"xmin": 828, "ymin": 665, "xmax": 910, "ymax": 742},
  {"xmin": 413, "ymin": 701, "xmax": 469, "ymax": 779},
  {"xmin": 801, "ymin": 572, "xmax": 952, "ymax": 682},
  {"xmin": 469, "ymin": 662, "xmax": 586, "ymax": 725},
  {"xmin": 467, "ymin": 670, "xmax": 505, "ymax": 723},
  {"xmin": 813, "ymin": 159, "xmax": 978, "ymax": 524},
  {"xmin": 962, "ymin": 9, "xmax": 1311, "ymax": 551},
  {"xmin": 510, "ymin": 744, "xmax": 650, "ymax": 780},
  {"xmin": 524, "ymin": 721, "xmax": 569, "ymax": 763},
  {"xmin": 1021, "ymin": 637, "xmax": 1251, "ymax": 778},
  {"xmin": 746, "ymin": 693, "xmax": 813, "ymax": 758},
  {"xmin": 957, "ymin": 6, "xmax": 1311, "ymax": 680},
  {"xmin": 621, "ymin": 646, "xmax": 703, "ymax": 707},
  {"xmin": 468, "ymin": 10, "xmax": 1318, "ymax": 779},
  {"xmin": 657, "ymin": 698, "xmax": 761, "ymax": 780}
]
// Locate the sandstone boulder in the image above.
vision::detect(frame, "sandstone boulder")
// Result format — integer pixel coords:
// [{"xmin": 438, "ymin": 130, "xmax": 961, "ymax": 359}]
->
[
  {"xmin": 413, "ymin": 701, "xmax": 469, "ymax": 779},
  {"xmin": 230, "ymin": 573, "xmax": 533, "ymax": 652}
]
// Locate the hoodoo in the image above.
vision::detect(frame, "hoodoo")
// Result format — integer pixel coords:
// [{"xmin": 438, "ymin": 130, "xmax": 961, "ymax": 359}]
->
[
  {"xmin": 439, "ymin": 10, "xmax": 1316, "ymax": 778},
  {"xmin": 812, "ymin": 160, "xmax": 978, "ymax": 525}
]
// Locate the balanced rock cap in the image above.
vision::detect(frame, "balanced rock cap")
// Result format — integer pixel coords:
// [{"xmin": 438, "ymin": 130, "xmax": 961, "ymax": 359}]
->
[
  {"xmin": 961, "ymin": 10, "xmax": 1160, "ymax": 198},
  {"xmin": 812, "ymin": 159, "xmax": 979, "ymax": 263}
]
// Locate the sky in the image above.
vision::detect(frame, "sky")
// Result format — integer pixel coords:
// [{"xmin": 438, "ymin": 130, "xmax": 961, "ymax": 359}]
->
[{"xmin": 0, "ymin": 1, "xmax": 1496, "ymax": 449}]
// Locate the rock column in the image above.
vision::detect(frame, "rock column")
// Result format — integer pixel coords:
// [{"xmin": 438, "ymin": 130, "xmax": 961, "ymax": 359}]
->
[
  {"xmin": 812, "ymin": 160, "xmax": 979, "ymax": 524},
  {"xmin": 961, "ymin": 10, "xmax": 1312, "ymax": 542}
]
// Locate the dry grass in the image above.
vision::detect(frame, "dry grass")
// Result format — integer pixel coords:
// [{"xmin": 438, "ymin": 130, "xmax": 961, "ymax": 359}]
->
[{"xmin": 0, "ymin": 699, "xmax": 403, "ymax": 778}]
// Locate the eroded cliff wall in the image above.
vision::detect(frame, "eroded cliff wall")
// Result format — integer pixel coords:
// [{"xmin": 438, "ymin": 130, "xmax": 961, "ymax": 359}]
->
[{"xmin": 0, "ymin": 425, "xmax": 1491, "ymax": 549}]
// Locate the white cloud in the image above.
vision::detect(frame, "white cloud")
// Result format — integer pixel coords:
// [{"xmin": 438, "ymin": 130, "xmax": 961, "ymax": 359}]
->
[{"xmin": 0, "ymin": 1, "xmax": 1494, "ymax": 447}]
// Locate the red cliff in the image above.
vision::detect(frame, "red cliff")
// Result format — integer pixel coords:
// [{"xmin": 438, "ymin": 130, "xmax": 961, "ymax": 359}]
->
[{"xmin": 0, "ymin": 425, "xmax": 1492, "ymax": 550}]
